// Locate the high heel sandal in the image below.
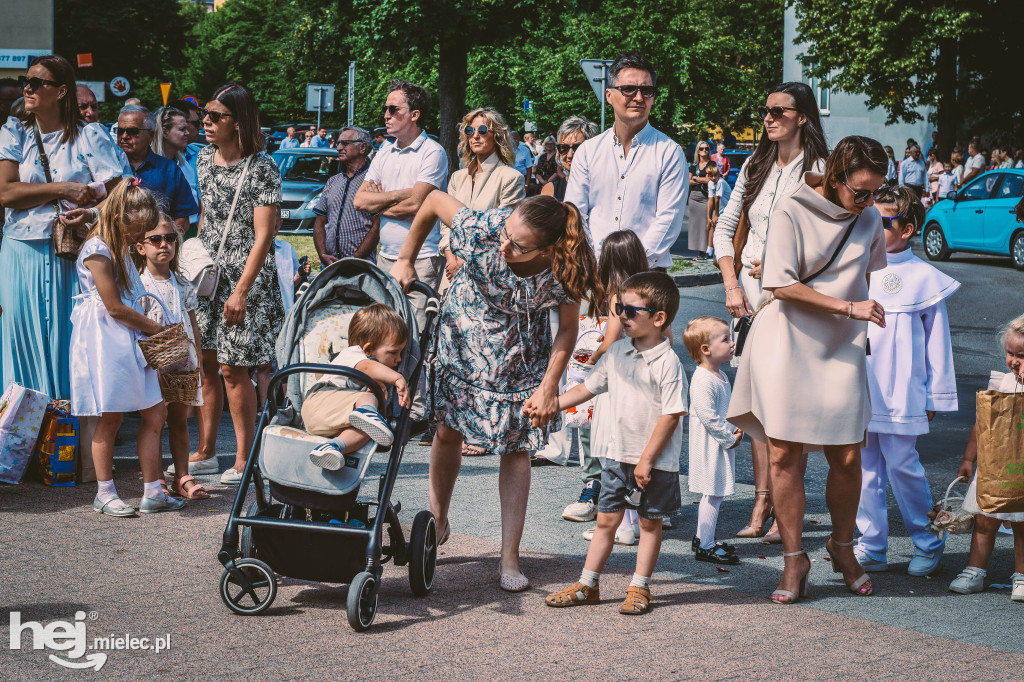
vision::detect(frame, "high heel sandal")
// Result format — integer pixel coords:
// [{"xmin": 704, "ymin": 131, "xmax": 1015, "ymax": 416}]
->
[
  {"xmin": 736, "ymin": 490, "xmax": 774, "ymax": 538},
  {"xmin": 826, "ymin": 535, "xmax": 873, "ymax": 596},
  {"xmin": 771, "ymin": 550, "xmax": 810, "ymax": 604}
]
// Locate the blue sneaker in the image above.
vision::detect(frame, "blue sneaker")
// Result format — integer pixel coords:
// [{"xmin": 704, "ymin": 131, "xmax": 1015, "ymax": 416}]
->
[
  {"xmin": 562, "ymin": 480, "xmax": 600, "ymax": 522},
  {"xmin": 349, "ymin": 406, "xmax": 394, "ymax": 447},
  {"xmin": 908, "ymin": 545, "xmax": 944, "ymax": 576},
  {"xmin": 853, "ymin": 547, "xmax": 889, "ymax": 572},
  {"xmin": 308, "ymin": 441, "xmax": 344, "ymax": 471}
]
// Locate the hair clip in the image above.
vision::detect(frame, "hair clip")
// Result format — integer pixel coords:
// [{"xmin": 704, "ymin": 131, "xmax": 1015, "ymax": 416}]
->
[{"xmin": 130, "ymin": 177, "xmax": 142, "ymax": 187}]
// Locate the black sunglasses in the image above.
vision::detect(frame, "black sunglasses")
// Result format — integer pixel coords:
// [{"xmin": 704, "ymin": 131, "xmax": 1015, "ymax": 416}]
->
[
  {"xmin": 199, "ymin": 108, "xmax": 234, "ymax": 123},
  {"xmin": 142, "ymin": 233, "xmax": 178, "ymax": 246},
  {"xmin": 840, "ymin": 178, "xmax": 890, "ymax": 205},
  {"xmin": 381, "ymin": 104, "xmax": 407, "ymax": 116},
  {"xmin": 117, "ymin": 126, "xmax": 152, "ymax": 138},
  {"xmin": 556, "ymin": 142, "xmax": 583, "ymax": 155},
  {"xmin": 757, "ymin": 105, "xmax": 799, "ymax": 120},
  {"xmin": 464, "ymin": 125, "xmax": 490, "ymax": 137},
  {"xmin": 614, "ymin": 302, "xmax": 659, "ymax": 318},
  {"xmin": 18, "ymin": 76, "xmax": 60, "ymax": 91},
  {"xmin": 609, "ymin": 85, "xmax": 657, "ymax": 99}
]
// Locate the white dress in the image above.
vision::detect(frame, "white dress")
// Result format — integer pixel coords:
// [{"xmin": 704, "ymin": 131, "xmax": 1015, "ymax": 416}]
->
[
  {"xmin": 140, "ymin": 269, "xmax": 203, "ymax": 406},
  {"xmin": 688, "ymin": 366, "xmax": 737, "ymax": 496},
  {"xmin": 70, "ymin": 238, "xmax": 163, "ymax": 415},
  {"xmin": 962, "ymin": 371, "xmax": 1024, "ymax": 521}
]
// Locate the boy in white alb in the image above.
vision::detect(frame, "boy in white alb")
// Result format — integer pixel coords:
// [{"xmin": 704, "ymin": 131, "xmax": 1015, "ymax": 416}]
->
[
  {"xmin": 855, "ymin": 187, "xmax": 959, "ymax": 577},
  {"xmin": 935, "ymin": 161, "xmax": 958, "ymax": 202}
]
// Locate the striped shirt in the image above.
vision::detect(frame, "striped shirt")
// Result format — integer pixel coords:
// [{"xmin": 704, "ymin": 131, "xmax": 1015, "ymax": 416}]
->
[{"xmin": 312, "ymin": 160, "xmax": 374, "ymax": 261}]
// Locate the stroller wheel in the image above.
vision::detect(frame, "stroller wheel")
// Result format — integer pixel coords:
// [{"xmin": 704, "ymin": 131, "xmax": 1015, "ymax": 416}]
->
[
  {"xmin": 347, "ymin": 571, "xmax": 378, "ymax": 631},
  {"xmin": 408, "ymin": 511, "xmax": 437, "ymax": 596},
  {"xmin": 220, "ymin": 558, "xmax": 277, "ymax": 616}
]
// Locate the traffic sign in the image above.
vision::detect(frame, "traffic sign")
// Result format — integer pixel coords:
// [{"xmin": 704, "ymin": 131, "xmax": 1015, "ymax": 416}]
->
[
  {"xmin": 580, "ymin": 59, "xmax": 614, "ymax": 130},
  {"xmin": 160, "ymin": 83, "xmax": 171, "ymax": 106},
  {"xmin": 77, "ymin": 53, "xmax": 92, "ymax": 68},
  {"xmin": 183, "ymin": 95, "xmax": 199, "ymax": 107},
  {"xmin": 305, "ymin": 84, "xmax": 335, "ymax": 113},
  {"xmin": 109, "ymin": 77, "xmax": 131, "ymax": 97}
]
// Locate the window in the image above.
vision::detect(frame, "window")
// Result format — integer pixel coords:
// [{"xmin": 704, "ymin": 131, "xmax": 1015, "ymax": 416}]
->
[
  {"xmin": 959, "ymin": 174, "xmax": 999, "ymax": 201},
  {"xmin": 806, "ymin": 75, "xmax": 830, "ymax": 115},
  {"xmin": 996, "ymin": 174, "xmax": 1024, "ymax": 199}
]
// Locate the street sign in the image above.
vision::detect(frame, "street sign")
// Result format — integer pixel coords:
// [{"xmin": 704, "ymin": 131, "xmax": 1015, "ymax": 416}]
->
[
  {"xmin": 305, "ymin": 83, "xmax": 335, "ymax": 113},
  {"xmin": 109, "ymin": 77, "xmax": 130, "ymax": 97},
  {"xmin": 77, "ymin": 53, "xmax": 92, "ymax": 68},
  {"xmin": 347, "ymin": 63, "xmax": 356, "ymax": 128},
  {"xmin": 78, "ymin": 80, "xmax": 105, "ymax": 102},
  {"xmin": 160, "ymin": 83, "xmax": 171, "ymax": 106},
  {"xmin": 183, "ymin": 95, "xmax": 199, "ymax": 107},
  {"xmin": 580, "ymin": 59, "xmax": 614, "ymax": 130}
]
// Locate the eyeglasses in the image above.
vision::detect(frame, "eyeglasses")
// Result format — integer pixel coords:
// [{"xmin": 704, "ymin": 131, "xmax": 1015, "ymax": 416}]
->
[
  {"xmin": 757, "ymin": 105, "xmax": 799, "ymax": 120},
  {"xmin": 881, "ymin": 215, "xmax": 905, "ymax": 230},
  {"xmin": 18, "ymin": 76, "xmax": 60, "ymax": 91},
  {"xmin": 501, "ymin": 224, "xmax": 542, "ymax": 255},
  {"xmin": 141, "ymin": 233, "xmax": 178, "ymax": 246},
  {"xmin": 557, "ymin": 142, "xmax": 583, "ymax": 155},
  {"xmin": 614, "ymin": 302, "xmax": 659, "ymax": 318},
  {"xmin": 199, "ymin": 108, "xmax": 234, "ymax": 123},
  {"xmin": 381, "ymin": 104, "xmax": 407, "ymax": 116},
  {"xmin": 464, "ymin": 125, "xmax": 490, "ymax": 137},
  {"xmin": 336, "ymin": 139, "xmax": 361, "ymax": 147},
  {"xmin": 117, "ymin": 127, "xmax": 152, "ymax": 138},
  {"xmin": 839, "ymin": 178, "xmax": 890, "ymax": 205},
  {"xmin": 609, "ymin": 85, "xmax": 657, "ymax": 99}
]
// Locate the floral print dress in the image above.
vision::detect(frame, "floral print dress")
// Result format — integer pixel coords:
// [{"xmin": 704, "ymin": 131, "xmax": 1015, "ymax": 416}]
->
[
  {"xmin": 430, "ymin": 207, "xmax": 572, "ymax": 455},
  {"xmin": 195, "ymin": 146, "xmax": 284, "ymax": 367}
]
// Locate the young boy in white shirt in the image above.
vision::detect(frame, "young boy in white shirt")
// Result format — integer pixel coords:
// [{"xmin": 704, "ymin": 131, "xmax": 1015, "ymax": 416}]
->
[
  {"xmin": 935, "ymin": 160, "xmax": 958, "ymax": 202},
  {"xmin": 543, "ymin": 272, "xmax": 687, "ymax": 615},
  {"xmin": 705, "ymin": 164, "xmax": 731, "ymax": 261},
  {"xmin": 855, "ymin": 187, "xmax": 959, "ymax": 577}
]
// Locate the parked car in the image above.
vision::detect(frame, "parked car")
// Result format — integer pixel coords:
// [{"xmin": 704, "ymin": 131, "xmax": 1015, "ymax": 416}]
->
[
  {"xmin": 270, "ymin": 148, "xmax": 342, "ymax": 234},
  {"xmin": 721, "ymin": 149, "xmax": 751, "ymax": 188},
  {"xmin": 921, "ymin": 169, "xmax": 1024, "ymax": 271}
]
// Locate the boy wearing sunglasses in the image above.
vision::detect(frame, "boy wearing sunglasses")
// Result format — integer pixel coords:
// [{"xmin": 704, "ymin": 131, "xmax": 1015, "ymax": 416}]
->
[
  {"xmin": 544, "ymin": 272, "xmax": 687, "ymax": 615},
  {"xmin": 855, "ymin": 186, "xmax": 960, "ymax": 578}
]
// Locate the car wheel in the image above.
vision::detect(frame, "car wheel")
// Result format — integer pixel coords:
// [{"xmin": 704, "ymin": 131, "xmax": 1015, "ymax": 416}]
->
[
  {"xmin": 1011, "ymin": 231, "xmax": 1024, "ymax": 271},
  {"xmin": 923, "ymin": 222, "xmax": 951, "ymax": 261}
]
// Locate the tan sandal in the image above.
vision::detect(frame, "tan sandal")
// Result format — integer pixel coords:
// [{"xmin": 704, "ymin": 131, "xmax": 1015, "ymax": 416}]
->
[
  {"xmin": 545, "ymin": 581, "xmax": 600, "ymax": 607},
  {"xmin": 619, "ymin": 585, "xmax": 652, "ymax": 614}
]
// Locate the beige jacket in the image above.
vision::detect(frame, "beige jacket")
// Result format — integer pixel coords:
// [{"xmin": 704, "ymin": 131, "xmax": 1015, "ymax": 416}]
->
[{"xmin": 439, "ymin": 152, "xmax": 525, "ymax": 255}]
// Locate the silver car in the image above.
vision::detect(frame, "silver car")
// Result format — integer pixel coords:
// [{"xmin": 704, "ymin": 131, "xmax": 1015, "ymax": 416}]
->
[{"xmin": 271, "ymin": 148, "xmax": 342, "ymax": 234}]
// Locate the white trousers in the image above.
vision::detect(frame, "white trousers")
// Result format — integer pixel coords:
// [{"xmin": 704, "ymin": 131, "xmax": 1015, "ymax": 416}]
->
[{"xmin": 855, "ymin": 432, "xmax": 944, "ymax": 558}]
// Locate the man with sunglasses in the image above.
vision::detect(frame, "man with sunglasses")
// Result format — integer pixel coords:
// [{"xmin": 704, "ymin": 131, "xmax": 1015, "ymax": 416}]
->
[
  {"xmin": 116, "ymin": 104, "xmax": 197, "ymax": 234},
  {"xmin": 312, "ymin": 126, "xmax": 378, "ymax": 265},
  {"xmin": 564, "ymin": 52, "xmax": 686, "ymax": 271}
]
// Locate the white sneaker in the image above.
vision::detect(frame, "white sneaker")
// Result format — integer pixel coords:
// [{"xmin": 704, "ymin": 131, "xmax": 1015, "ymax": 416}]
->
[
  {"xmin": 562, "ymin": 480, "xmax": 600, "ymax": 522},
  {"xmin": 348, "ymin": 406, "xmax": 393, "ymax": 447},
  {"xmin": 1012, "ymin": 572, "xmax": 1024, "ymax": 603},
  {"xmin": 166, "ymin": 457, "xmax": 218, "ymax": 475},
  {"xmin": 661, "ymin": 517, "xmax": 673, "ymax": 529},
  {"xmin": 219, "ymin": 467, "xmax": 243, "ymax": 485},
  {"xmin": 582, "ymin": 527, "xmax": 596, "ymax": 541},
  {"xmin": 614, "ymin": 525, "xmax": 637, "ymax": 546},
  {"xmin": 308, "ymin": 442, "xmax": 344, "ymax": 471},
  {"xmin": 949, "ymin": 567, "xmax": 986, "ymax": 594}
]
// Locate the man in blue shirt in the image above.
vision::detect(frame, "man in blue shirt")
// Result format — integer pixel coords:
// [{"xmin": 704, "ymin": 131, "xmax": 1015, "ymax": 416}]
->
[
  {"xmin": 309, "ymin": 127, "xmax": 331, "ymax": 148},
  {"xmin": 117, "ymin": 105, "xmax": 199, "ymax": 233},
  {"xmin": 279, "ymin": 127, "xmax": 301, "ymax": 149},
  {"xmin": 511, "ymin": 130, "xmax": 534, "ymax": 178},
  {"xmin": 898, "ymin": 145, "xmax": 927, "ymax": 199}
]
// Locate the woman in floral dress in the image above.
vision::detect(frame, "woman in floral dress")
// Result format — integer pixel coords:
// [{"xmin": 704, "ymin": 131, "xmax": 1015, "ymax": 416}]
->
[{"xmin": 393, "ymin": 192, "xmax": 601, "ymax": 592}]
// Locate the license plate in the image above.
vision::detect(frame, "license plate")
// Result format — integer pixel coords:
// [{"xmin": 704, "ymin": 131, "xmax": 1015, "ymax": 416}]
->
[{"xmin": 280, "ymin": 210, "xmax": 291, "ymax": 218}]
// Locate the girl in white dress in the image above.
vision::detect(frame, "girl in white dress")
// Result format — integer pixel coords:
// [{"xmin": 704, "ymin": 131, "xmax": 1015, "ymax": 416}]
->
[
  {"xmin": 948, "ymin": 314, "xmax": 1024, "ymax": 601},
  {"xmin": 134, "ymin": 214, "xmax": 207, "ymax": 501},
  {"xmin": 70, "ymin": 179, "xmax": 184, "ymax": 517},
  {"xmin": 683, "ymin": 317, "xmax": 743, "ymax": 565}
]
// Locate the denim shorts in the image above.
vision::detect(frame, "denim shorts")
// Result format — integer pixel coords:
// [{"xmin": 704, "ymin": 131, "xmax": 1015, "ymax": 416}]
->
[{"xmin": 598, "ymin": 460, "xmax": 682, "ymax": 520}]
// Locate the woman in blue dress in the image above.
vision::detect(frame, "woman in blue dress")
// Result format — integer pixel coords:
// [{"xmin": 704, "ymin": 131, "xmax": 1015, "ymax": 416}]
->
[
  {"xmin": 393, "ymin": 192, "xmax": 601, "ymax": 592},
  {"xmin": 0, "ymin": 54, "xmax": 126, "ymax": 398}
]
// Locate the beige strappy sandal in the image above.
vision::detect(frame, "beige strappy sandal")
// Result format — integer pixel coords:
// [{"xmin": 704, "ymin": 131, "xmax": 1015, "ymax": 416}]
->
[
  {"xmin": 771, "ymin": 550, "xmax": 810, "ymax": 604},
  {"xmin": 826, "ymin": 535, "xmax": 874, "ymax": 596}
]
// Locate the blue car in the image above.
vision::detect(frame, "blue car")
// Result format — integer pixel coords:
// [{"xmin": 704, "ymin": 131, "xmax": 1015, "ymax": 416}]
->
[{"xmin": 922, "ymin": 169, "xmax": 1024, "ymax": 271}]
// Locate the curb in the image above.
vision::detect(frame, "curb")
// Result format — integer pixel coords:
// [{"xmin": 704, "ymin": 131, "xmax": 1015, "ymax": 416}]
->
[{"xmin": 672, "ymin": 271, "xmax": 723, "ymax": 288}]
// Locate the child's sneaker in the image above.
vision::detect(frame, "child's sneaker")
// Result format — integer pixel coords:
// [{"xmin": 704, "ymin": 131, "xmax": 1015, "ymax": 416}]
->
[
  {"xmin": 545, "ymin": 581, "xmax": 600, "ymax": 607},
  {"xmin": 348, "ymin": 406, "xmax": 394, "ymax": 447},
  {"xmin": 1012, "ymin": 572, "xmax": 1024, "ymax": 602},
  {"xmin": 948, "ymin": 567, "xmax": 986, "ymax": 594},
  {"xmin": 308, "ymin": 442, "xmax": 344, "ymax": 471},
  {"xmin": 562, "ymin": 480, "xmax": 600, "ymax": 522}
]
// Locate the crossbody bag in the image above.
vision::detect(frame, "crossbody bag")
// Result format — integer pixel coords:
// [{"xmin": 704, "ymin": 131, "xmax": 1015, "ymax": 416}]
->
[{"xmin": 31, "ymin": 123, "xmax": 87, "ymax": 261}]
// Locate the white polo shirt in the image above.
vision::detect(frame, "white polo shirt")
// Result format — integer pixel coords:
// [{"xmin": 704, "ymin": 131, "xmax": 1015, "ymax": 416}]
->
[
  {"xmin": 584, "ymin": 337, "xmax": 688, "ymax": 472},
  {"xmin": 365, "ymin": 130, "xmax": 448, "ymax": 259}
]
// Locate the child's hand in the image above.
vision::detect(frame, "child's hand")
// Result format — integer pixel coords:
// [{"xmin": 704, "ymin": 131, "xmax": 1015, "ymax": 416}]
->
[
  {"xmin": 394, "ymin": 377, "xmax": 410, "ymax": 409},
  {"xmin": 633, "ymin": 460, "xmax": 652, "ymax": 489},
  {"xmin": 956, "ymin": 460, "xmax": 973, "ymax": 482},
  {"xmin": 730, "ymin": 429, "xmax": 743, "ymax": 449}
]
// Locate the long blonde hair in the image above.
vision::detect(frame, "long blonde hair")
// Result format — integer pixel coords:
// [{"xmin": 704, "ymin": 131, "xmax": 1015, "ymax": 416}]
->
[
  {"xmin": 458, "ymin": 108, "xmax": 516, "ymax": 170},
  {"xmin": 90, "ymin": 179, "xmax": 160, "ymax": 294}
]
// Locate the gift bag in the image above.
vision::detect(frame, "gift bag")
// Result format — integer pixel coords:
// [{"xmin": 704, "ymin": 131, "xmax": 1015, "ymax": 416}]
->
[
  {"xmin": 0, "ymin": 382, "xmax": 50, "ymax": 484},
  {"xmin": 974, "ymin": 389, "xmax": 1024, "ymax": 514},
  {"xmin": 34, "ymin": 401, "xmax": 78, "ymax": 487}
]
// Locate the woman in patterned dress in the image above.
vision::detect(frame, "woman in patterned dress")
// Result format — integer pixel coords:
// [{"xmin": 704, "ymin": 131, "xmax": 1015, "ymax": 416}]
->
[
  {"xmin": 181, "ymin": 83, "xmax": 284, "ymax": 485},
  {"xmin": 392, "ymin": 192, "xmax": 601, "ymax": 592}
]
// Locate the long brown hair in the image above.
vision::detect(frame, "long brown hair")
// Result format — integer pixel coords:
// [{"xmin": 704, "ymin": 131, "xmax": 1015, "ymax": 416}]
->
[
  {"xmin": 515, "ymin": 195, "xmax": 602, "ymax": 304},
  {"xmin": 210, "ymin": 82, "xmax": 265, "ymax": 158},
  {"xmin": 91, "ymin": 179, "xmax": 160, "ymax": 295},
  {"xmin": 21, "ymin": 55, "xmax": 80, "ymax": 144},
  {"xmin": 821, "ymin": 136, "xmax": 889, "ymax": 205},
  {"xmin": 595, "ymin": 229, "xmax": 648, "ymax": 315}
]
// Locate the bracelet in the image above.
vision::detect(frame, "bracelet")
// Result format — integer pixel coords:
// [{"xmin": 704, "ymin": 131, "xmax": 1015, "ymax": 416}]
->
[
  {"xmin": 847, "ymin": 301, "xmax": 853, "ymax": 319},
  {"xmin": 725, "ymin": 285, "xmax": 741, "ymax": 292}
]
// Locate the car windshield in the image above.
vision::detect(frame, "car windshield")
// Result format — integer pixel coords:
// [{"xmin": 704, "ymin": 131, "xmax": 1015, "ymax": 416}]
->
[{"xmin": 271, "ymin": 153, "xmax": 341, "ymax": 182}]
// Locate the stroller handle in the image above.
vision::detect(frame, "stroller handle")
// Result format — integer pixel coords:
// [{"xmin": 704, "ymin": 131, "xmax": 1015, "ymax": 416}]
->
[
  {"xmin": 407, "ymin": 280, "xmax": 440, "ymax": 315},
  {"xmin": 264, "ymin": 363, "xmax": 387, "ymax": 419}
]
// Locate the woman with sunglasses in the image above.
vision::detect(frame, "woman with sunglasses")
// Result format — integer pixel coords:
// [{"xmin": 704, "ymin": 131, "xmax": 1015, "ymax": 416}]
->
[
  {"xmin": 712, "ymin": 82, "xmax": 828, "ymax": 542},
  {"xmin": 685, "ymin": 141, "xmax": 715, "ymax": 256},
  {"xmin": 391, "ymin": 191, "xmax": 601, "ymax": 592},
  {"xmin": 152, "ymin": 106, "xmax": 201, "ymax": 238},
  {"xmin": 541, "ymin": 116, "xmax": 598, "ymax": 201},
  {"xmin": 0, "ymin": 54, "xmax": 126, "ymax": 398},
  {"xmin": 728, "ymin": 136, "xmax": 890, "ymax": 604}
]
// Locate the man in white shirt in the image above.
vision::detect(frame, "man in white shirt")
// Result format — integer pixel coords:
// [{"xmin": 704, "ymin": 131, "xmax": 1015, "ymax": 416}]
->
[
  {"xmin": 354, "ymin": 79, "xmax": 447, "ymax": 424},
  {"xmin": 962, "ymin": 141, "xmax": 986, "ymax": 185},
  {"xmin": 565, "ymin": 52, "xmax": 687, "ymax": 270},
  {"xmin": 898, "ymin": 145, "xmax": 927, "ymax": 198}
]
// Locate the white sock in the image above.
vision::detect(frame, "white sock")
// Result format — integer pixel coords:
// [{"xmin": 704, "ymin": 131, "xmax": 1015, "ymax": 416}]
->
[
  {"xmin": 96, "ymin": 480, "xmax": 120, "ymax": 505},
  {"xmin": 579, "ymin": 568, "xmax": 600, "ymax": 588},
  {"xmin": 697, "ymin": 495, "xmax": 724, "ymax": 549},
  {"xmin": 706, "ymin": 247, "xmax": 714, "ymax": 257},
  {"xmin": 630, "ymin": 573, "xmax": 651, "ymax": 590},
  {"xmin": 143, "ymin": 480, "xmax": 164, "ymax": 501}
]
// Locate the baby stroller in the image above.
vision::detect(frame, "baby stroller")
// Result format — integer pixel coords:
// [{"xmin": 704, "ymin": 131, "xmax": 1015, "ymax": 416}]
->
[{"xmin": 217, "ymin": 258, "xmax": 440, "ymax": 631}]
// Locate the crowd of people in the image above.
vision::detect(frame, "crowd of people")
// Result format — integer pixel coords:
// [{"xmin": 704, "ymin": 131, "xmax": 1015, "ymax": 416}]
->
[{"xmin": 1, "ymin": 51, "xmax": 1022, "ymax": 614}]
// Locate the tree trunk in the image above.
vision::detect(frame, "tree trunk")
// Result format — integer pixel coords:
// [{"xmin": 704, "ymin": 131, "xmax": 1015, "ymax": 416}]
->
[
  {"xmin": 437, "ymin": 36, "xmax": 468, "ymax": 178},
  {"xmin": 934, "ymin": 37, "xmax": 958, "ymax": 157}
]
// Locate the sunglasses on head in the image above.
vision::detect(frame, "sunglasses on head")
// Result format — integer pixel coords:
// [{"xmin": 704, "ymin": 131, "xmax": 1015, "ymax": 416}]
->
[
  {"xmin": 464, "ymin": 124, "xmax": 490, "ymax": 137},
  {"xmin": 757, "ymin": 105, "xmax": 799, "ymax": 120},
  {"xmin": 839, "ymin": 178, "xmax": 890, "ymax": 205},
  {"xmin": 614, "ymin": 302, "xmax": 659, "ymax": 318},
  {"xmin": 142, "ymin": 233, "xmax": 178, "ymax": 246},
  {"xmin": 556, "ymin": 142, "xmax": 583, "ymax": 155},
  {"xmin": 881, "ymin": 215, "xmax": 906, "ymax": 230},
  {"xmin": 18, "ymin": 76, "xmax": 60, "ymax": 91},
  {"xmin": 199, "ymin": 108, "xmax": 234, "ymax": 123},
  {"xmin": 381, "ymin": 104, "xmax": 407, "ymax": 116},
  {"xmin": 609, "ymin": 85, "xmax": 657, "ymax": 99},
  {"xmin": 117, "ymin": 127, "xmax": 152, "ymax": 138}
]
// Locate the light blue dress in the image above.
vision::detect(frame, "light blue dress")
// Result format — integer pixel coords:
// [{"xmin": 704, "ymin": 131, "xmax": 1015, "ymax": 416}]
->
[{"xmin": 0, "ymin": 118, "xmax": 126, "ymax": 399}]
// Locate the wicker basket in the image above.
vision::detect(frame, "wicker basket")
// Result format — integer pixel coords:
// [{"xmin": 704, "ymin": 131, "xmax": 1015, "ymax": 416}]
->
[
  {"xmin": 159, "ymin": 370, "xmax": 200, "ymax": 404},
  {"xmin": 135, "ymin": 293, "xmax": 190, "ymax": 370}
]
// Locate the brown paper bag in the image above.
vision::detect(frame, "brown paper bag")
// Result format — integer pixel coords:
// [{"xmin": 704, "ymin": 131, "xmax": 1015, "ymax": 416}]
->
[
  {"xmin": 975, "ymin": 390, "xmax": 1024, "ymax": 514},
  {"xmin": 76, "ymin": 415, "xmax": 98, "ymax": 483}
]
